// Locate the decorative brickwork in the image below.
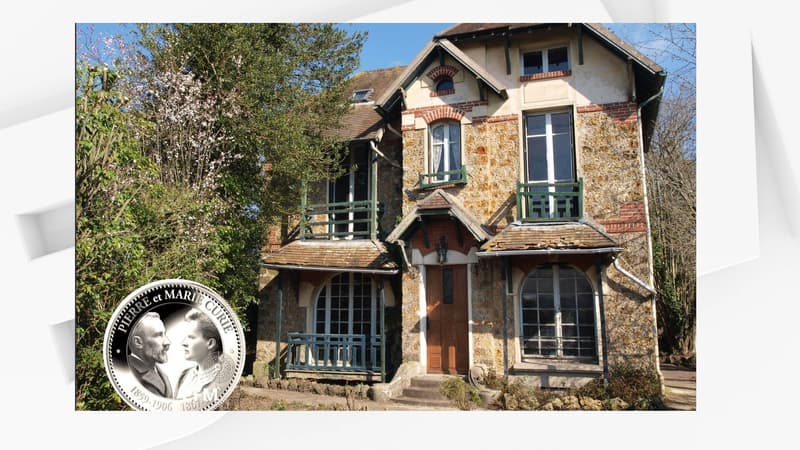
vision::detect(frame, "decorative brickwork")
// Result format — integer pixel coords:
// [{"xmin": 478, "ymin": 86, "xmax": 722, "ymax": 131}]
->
[
  {"xmin": 406, "ymin": 100, "xmax": 488, "ymax": 117},
  {"xmin": 577, "ymin": 101, "xmax": 637, "ymax": 125},
  {"xmin": 598, "ymin": 201, "xmax": 647, "ymax": 233},
  {"xmin": 426, "ymin": 64, "xmax": 459, "ymax": 81},
  {"xmin": 519, "ymin": 69, "xmax": 572, "ymax": 82},
  {"xmin": 421, "ymin": 105, "xmax": 466, "ymax": 124},
  {"xmin": 471, "ymin": 114, "xmax": 518, "ymax": 125}
]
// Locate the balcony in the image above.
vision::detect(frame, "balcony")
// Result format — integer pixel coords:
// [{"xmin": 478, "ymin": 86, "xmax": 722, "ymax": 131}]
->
[
  {"xmin": 300, "ymin": 199, "xmax": 381, "ymax": 240},
  {"xmin": 418, "ymin": 165, "xmax": 468, "ymax": 189},
  {"xmin": 286, "ymin": 333, "xmax": 383, "ymax": 380},
  {"xmin": 517, "ymin": 178, "xmax": 583, "ymax": 222}
]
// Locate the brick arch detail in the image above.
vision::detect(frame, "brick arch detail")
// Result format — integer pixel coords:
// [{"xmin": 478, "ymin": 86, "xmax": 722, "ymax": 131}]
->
[
  {"xmin": 426, "ymin": 64, "xmax": 459, "ymax": 82},
  {"xmin": 421, "ymin": 106, "xmax": 467, "ymax": 124}
]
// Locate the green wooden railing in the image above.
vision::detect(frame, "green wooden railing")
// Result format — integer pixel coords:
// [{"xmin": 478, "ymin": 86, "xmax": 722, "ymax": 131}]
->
[
  {"xmin": 418, "ymin": 165, "xmax": 468, "ymax": 189},
  {"xmin": 300, "ymin": 199, "xmax": 379, "ymax": 240},
  {"xmin": 516, "ymin": 178, "xmax": 583, "ymax": 222},
  {"xmin": 286, "ymin": 333, "xmax": 382, "ymax": 373}
]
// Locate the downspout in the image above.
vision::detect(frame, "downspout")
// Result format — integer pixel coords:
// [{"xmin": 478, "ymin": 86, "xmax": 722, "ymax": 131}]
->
[
  {"xmin": 500, "ymin": 256, "xmax": 510, "ymax": 380},
  {"xmin": 612, "ymin": 258, "xmax": 656, "ymax": 295},
  {"xmin": 275, "ymin": 273, "xmax": 283, "ymax": 379},
  {"xmin": 379, "ymin": 277, "xmax": 386, "ymax": 383},
  {"xmin": 370, "ymin": 139, "xmax": 402, "ymax": 170},
  {"xmin": 385, "ymin": 123, "xmax": 403, "ymax": 139},
  {"xmin": 637, "ymin": 85, "xmax": 664, "ymax": 385},
  {"xmin": 595, "ymin": 255, "xmax": 610, "ymax": 390}
]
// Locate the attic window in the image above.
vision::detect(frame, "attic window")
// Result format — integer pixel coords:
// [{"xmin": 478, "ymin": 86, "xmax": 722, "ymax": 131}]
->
[
  {"xmin": 522, "ymin": 46, "xmax": 570, "ymax": 76},
  {"xmin": 350, "ymin": 89, "xmax": 372, "ymax": 103},
  {"xmin": 430, "ymin": 77, "xmax": 455, "ymax": 97}
]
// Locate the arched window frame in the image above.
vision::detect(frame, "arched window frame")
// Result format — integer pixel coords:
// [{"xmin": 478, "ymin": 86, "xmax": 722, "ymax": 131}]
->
[
  {"xmin": 433, "ymin": 77, "xmax": 454, "ymax": 96},
  {"xmin": 313, "ymin": 272, "xmax": 377, "ymax": 337},
  {"xmin": 518, "ymin": 264, "xmax": 598, "ymax": 361}
]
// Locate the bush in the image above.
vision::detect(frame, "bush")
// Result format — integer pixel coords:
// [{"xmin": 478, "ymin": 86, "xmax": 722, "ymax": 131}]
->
[
  {"xmin": 440, "ymin": 377, "xmax": 481, "ymax": 410},
  {"xmin": 576, "ymin": 364, "xmax": 664, "ymax": 410}
]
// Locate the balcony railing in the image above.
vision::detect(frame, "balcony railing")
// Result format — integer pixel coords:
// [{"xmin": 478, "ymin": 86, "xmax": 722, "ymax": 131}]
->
[
  {"xmin": 418, "ymin": 165, "xmax": 468, "ymax": 189},
  {"xmin": 517, "ymin": 178, "xmax": 583, "ymax": 222},
  {"xmin": 286, "ymin": 333, "xmax": 382, "ymax": 373},
  {"xmin": 300, "ymin": 199, "xmax": 380, "ymax": 240}
]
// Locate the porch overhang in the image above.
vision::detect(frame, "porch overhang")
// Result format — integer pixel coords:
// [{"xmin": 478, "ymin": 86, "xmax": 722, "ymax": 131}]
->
[
  {"xmin": 477, "ymin": 221, "xmax": 621, "ymax": 257},
  {"xmin": 261, "ymin": 240, "xmax": 399, "ymax": 274},
  {"xmin": 386, "ymin": 189, "xmax": 490, "ymax": 244}
]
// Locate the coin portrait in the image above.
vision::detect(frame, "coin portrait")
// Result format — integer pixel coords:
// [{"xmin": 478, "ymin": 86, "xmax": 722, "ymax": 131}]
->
[{"xmin": 103, "ymin": 279, "xmax": 245, "ymax": 411}]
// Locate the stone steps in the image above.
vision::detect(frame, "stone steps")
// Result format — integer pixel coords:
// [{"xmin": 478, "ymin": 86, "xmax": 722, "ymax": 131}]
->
[{"xmin": 392, "ymin": 374, "xmax": 461, "ymax": 408}]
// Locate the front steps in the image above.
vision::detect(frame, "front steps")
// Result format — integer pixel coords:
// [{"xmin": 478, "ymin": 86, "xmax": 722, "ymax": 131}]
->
[{"xmin": 392, "ymin": 374, "xmax": 461, "ymax": 408}]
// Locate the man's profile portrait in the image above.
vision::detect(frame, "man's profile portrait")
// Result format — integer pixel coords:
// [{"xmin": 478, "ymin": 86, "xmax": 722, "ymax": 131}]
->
[{"xmin": 127, "ymin": 311, "xmax": 173, "ymax": 398}]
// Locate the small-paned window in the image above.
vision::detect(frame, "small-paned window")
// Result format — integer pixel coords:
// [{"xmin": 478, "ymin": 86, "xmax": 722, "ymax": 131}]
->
[{"xmin": 523, "ymin": 46, "xmax": 570, "ymax": 75}]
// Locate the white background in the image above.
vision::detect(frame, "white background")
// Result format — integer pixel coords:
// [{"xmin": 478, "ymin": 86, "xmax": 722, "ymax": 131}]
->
[{"xmin": 1, "ymin": 0, "xmax": 798, "ymax": 448}]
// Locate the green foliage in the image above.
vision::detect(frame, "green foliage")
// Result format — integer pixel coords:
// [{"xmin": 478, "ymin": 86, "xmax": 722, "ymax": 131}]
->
[
  {"xmin": 75, "ymin": 24, "xmax": 364, "ymax": 409},
  {"xmin": 576, "ymin": 364, "xmax": 664, "ymax": 410},
  {"xmin": 440, "ymin": 377, "xmax": 481, "ymax": 410}
]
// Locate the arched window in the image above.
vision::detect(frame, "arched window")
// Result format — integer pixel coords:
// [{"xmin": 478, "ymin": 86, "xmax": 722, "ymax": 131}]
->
[
  {"xmin": 430, "ymin": 121, "xmax": 462, "ymax": 182},
  {"xmin": 434, "ymin": 77, "xmax": 454, "ymax": 94},
  {"xmin": 315, "ymin": 272, "xmax": 375, "ymax": 336},
  {"xmin": 519, "ymin": 264, "xmax": 597, "ymax": 361},
  {"xmin": 313, "ymin": 272, "xmax": 378, "ymax": 369}
]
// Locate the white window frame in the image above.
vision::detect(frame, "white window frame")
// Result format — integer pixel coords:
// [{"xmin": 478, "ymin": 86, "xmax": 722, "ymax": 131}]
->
[
  {"xmin": 428, "ymin": 121, "xmax": 462, "ymax": 182},
  {"xmin": 518, "ymin": 265, "xmax": 598, "ymax": 361},
  {"xmin": 523, "ymin": 109, "xmax": 575, "ymax": 215},
  {"xmin": 327, "ymin": 149, "xmax": 370, "ymax": 239},
  {"xmin": 350, "ymin": 89, "xmax": 372, "ymax": 103},
  {"xmin": 521, "ymin": 45, "xmax": 570, "ymax": 76}
]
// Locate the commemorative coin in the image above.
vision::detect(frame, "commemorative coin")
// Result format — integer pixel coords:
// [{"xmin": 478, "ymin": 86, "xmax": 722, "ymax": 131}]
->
[{"xmin": 103, "ymin": 279, "xmax": 245, "ymax": 411}]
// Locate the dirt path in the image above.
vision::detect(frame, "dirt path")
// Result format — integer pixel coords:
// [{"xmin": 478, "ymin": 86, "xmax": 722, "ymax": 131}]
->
[
  {"xmin": 222, "ymin": 385, "xmax": 460, "ymax": 411},
  {"xmin": 661, "ymin": 364, "xmax": 696, "ymax": 411}
]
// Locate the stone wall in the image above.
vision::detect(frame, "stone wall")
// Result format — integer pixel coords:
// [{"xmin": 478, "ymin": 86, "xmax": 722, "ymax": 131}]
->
[
  {"xmin": 401, "ymin": 118, "xmax": 520, "ymax": 229},
  {"xmin": 376, "ymin": 119, "xmax": 404, "ymax": 236},
  {"xmin": 400, "ymin": 268, "xmax": 421, "ymax": 363}
]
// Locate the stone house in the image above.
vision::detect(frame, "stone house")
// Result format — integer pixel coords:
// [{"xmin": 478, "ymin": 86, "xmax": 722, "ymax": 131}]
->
[{"xmin": 256, "ymin": 23, "xmax": 666, "ymax": 390}]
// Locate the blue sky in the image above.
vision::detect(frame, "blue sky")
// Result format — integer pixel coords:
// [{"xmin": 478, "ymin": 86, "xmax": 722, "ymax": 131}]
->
[{"xmin": 76, "ymin": 23, "xmax": 693, "ymax": 87}]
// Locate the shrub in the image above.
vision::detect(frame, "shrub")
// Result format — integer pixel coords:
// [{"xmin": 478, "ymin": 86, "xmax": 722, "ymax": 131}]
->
[
  {"xmin": 576, "ymin": 364, "xmax": 664, "ymax": 410},
  {"xmin": 440, "ymin": 377, "xmax": 481, "ymax": 410}
]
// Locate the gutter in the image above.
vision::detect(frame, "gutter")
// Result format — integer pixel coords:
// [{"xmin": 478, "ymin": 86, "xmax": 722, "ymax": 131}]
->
[
  {"xmin": 476, "ymin": 247, "xmax": 622, "ymax": 257},
  {"xmin": 261, "ymin": 263, "xmax": 399, "ymax": 275}
]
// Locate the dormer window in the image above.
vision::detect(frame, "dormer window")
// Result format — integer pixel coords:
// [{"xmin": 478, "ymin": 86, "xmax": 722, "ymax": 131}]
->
[{"xmin": 350, "ymin": 89, "xmax": 372, "ymax": 103}]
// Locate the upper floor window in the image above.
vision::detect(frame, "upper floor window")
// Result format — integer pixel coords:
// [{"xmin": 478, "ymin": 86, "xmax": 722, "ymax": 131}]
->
[
  {"xmin": 521, "ymin": 110, "xmax": 579, "ymax": 220},
  {"xmin": 522, "ymin": 46, "xmax": 570, "ymax": 75},
  {"xmin": 429, "ymin": 121, "xmax": 463, "ymax": 183}
]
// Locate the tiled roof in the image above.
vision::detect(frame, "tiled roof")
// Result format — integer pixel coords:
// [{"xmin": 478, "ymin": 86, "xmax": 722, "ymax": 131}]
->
[
  {"xmin": 386, "ymin": 189, "xmax": 490, "ymax": 243},
  {"xmin": 261, "ymin": 240, "xmax": 399, "ymax": 273},
  {"xmin": 479, "ymin": 222, "xmax": 620, "ymax": 254},
  {"xmin": 323, "ymin": 66, "xmax": 406, "ymax": 140}
]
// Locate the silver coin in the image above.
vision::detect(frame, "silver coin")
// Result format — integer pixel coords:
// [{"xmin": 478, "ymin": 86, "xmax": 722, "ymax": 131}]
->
[{"xmin": 103, "ymin": 279, "xmax": 245, "ymax": 411}]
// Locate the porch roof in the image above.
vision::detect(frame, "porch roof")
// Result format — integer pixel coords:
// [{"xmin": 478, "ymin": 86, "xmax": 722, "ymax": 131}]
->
[
  {"xmin": 261, "ymin": 240, "xmax": 399, "ymax": 274},
  {"xmin": 385, "ymin": 189, "xmax": 491, "ymax": 244},
  {"xmin": 477, "ymin": 221, "xmax": 621, "ymax": 256}
]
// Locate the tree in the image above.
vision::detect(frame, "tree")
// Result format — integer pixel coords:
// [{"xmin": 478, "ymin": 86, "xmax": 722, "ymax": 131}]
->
[
  {"xmin": 639, "ymin": 24, "xmax": 697, "ymax": 358},
  {"xmin": 75, "ymin": 24, "xmax": 364, "ymax": 409}
]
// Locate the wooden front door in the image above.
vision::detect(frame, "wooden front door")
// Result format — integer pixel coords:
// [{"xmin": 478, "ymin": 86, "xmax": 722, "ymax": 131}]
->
[{"xmin": 426, "ymin": 265, "xmax": 468, "ymax": 374}]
